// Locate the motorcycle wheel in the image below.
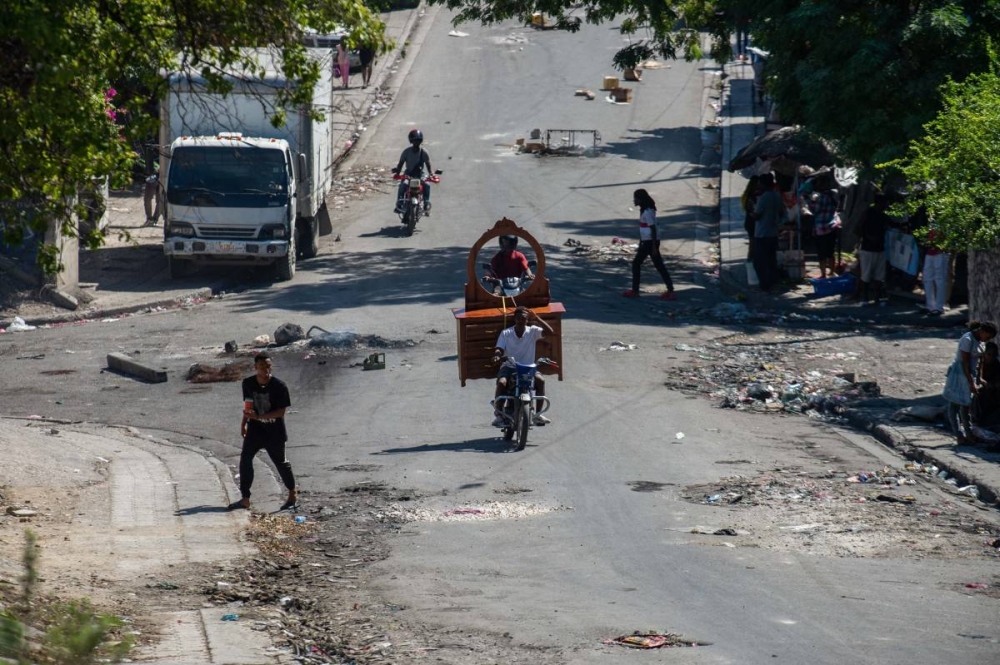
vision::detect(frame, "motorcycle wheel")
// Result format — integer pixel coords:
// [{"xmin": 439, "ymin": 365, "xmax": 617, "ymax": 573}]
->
[
  {"xmin": 503, "ymin": 424, "xmax": 514, "ymax": 441},
  {"xmin": 403, "ymin": 205, "xmax": 416, "ymax": 236},
  {"xmin": 515, "ymin": 403, "xmax": 530, "ymax": 451}
]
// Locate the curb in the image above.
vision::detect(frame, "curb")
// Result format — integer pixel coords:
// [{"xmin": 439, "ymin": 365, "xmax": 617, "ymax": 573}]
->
[
  {"xmin": 1, "ymin": 286, "xmax": 215, "ymax": 329},
  {"xmin": 844, "ymin": 408, "xmax": 999, "ymax": 506}
]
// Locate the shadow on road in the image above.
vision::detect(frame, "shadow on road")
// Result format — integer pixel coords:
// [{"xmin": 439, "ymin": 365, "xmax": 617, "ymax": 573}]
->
[
  {"xmin": 374, "ymin": 436, "xmax": 511, "ymax": 454},
  {"xmin": 174, "ymin": 504, "xmax": 230, "ymax": 516}
]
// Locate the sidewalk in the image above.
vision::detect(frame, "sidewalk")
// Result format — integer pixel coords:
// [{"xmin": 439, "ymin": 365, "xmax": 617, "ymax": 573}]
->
[
  {"xmin": 0, "ymin": 4, "xmax": 426, "ymax": 330},
  {"xmin": 718, "ymin": 58, "xmax": 1000, "ymax": 508}
]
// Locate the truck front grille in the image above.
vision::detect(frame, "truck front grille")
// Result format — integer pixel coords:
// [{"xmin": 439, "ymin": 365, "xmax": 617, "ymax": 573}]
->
[{"xmin": 198, "ymin": 226, "xmax": 257, "ymax": 239}]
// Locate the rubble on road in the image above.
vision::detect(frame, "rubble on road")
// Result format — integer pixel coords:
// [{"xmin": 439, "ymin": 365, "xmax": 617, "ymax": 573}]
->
[
  {"xmin": 682, "ymin": 467, "xmax": 999, "ymax": 559},
  {"xmin": 604, "ymin": 632, "xmax": 703, "ymax": 649},
  {"xmin": 186, "ymin": 361, "xmax": 251, "ymax": 383},
  {"xmin": 665, "ymin": 336, "xmax": 880, "ymax": 417},
  {"xmin": 563, "ymin": 237, "xmax": 636, "ymax": 263}
]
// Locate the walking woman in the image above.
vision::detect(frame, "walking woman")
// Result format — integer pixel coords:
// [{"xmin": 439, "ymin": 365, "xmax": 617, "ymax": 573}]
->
[
  {"xmin": 943, "ymin": 320, "xmax": 998, "ymax": 444},
  {"xmin": 623, "ymin": 189, "xmax": 676, "ymax": 300}
]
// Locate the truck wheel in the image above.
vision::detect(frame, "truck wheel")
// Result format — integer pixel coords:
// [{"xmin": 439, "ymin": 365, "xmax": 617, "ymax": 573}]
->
[
  {"xmin": 299, "ymin": 217, "xmax": 320, "ymax": 259},
  {"xmin": 276, "ymin": 230, "xmax": 296, "ymax": 281},
  {"xmin": 167, "ymin": 257, "xmax": 193, "ymax": 279}
]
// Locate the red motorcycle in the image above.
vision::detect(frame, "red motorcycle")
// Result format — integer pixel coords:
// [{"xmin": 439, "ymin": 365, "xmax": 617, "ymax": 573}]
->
[{"xmin": 392, "ymin": 170, "xmax": 441, "ymax": 236}]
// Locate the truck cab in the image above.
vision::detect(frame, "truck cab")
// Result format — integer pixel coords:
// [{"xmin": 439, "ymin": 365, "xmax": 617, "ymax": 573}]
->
[{"xmin": 163, "ymin": 133, "xmax": 299, "ymax": 279}]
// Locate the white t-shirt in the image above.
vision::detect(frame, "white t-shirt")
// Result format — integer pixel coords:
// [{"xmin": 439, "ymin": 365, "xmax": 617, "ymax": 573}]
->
[
  {"xmin": 496, "ymin": 325, "xmax": 543, "ymax": 364},
  {"xmin": 639, "ymin": 208, "xmax": 657, "ymax": 241},
  {"xmin": 955, "ymin": 331, "xmax": 984, "ymax": 367}
]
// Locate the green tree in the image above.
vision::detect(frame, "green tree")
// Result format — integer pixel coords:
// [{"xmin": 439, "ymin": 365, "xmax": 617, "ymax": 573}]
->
[
  {"xmin": 0, "ymin": 0, "xmax": 386, "ymax": 273},
  {"xmin": 883, "ymin": 62, "xmax": 1000, "ymax": 322}
]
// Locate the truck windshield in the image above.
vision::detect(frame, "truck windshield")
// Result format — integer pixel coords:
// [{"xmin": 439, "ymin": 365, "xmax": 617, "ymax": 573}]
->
[{"xmin": 167, "ymin": 146, "xmax": 290, "ymax": 207}]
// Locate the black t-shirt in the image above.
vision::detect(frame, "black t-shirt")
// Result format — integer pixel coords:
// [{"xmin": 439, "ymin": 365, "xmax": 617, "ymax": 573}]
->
[
  {"xmin": 859, "ymin": 208, "xmax": 890, "ymax": 252},
  {"xmin": 242, "ymin": 375, "xmax": 291, "ymax": 443}
]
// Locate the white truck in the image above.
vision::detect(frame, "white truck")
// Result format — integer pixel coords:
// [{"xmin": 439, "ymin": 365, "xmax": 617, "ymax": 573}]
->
[{"xmin": 160, "ymin": 49, "xmax": 335, "ymax": 280}]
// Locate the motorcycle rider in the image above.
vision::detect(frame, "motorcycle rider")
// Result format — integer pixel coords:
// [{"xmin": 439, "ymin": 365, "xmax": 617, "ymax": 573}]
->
[
  {"xmin": 485, "ymin": 235, "xmax": 533, "ymax": 293},
  {"xmin": 491, "ymin": 306, "xmax": 553, "ymax": 427},
  {"xmin": 393, "ymin": 129, "xmax": 434, "ymax": 215}
]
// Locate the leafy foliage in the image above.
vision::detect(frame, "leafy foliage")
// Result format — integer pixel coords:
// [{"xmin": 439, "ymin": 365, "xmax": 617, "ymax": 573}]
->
[
  {"xmin": 882, "ymin": 62, "xmax": 1000, "ymax": 251},
  {"xmin": 0, "ymin": 0, "xmax": 387, "ymax": 273},
  {"xmin": 0, "ymin": 530, "xmax": 133, "ymax": 664}
]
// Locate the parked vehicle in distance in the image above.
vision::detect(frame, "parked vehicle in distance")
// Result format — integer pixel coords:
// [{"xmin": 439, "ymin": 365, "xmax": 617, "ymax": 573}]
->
[{"xmin": 160, "ymin": 48, "xmax": 335, "ymax": 280}]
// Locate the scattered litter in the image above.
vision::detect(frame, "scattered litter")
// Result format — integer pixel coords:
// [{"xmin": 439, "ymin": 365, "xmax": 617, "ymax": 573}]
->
[
  {"xmin": 7, "ymin": 316, "xmax": 36, "ymax": 332},
  {"xmin": 604, "ymin": 632, "xmax": 701, "ymax": 649},
  {"xmin": 601, "ymin": 341, "xmax": 637, "ymax": 352},
  {"xmin": 875, "ymin": 494, "xmax": 916, "ymax": 504},
  {"xmin": 252, "ymin": 334, "xmax": 271, "ymax": 347},
  {"xmin": 674, "ymin": 343, "xmax": 705, "ymax": 352},
  {"xmin": 294, "ymin": 516, "xmax": 307, "ymax": 524},
  {"xmin": 965, "ymin": 582, "xmax": 989, "ymax": 589},
  {"xmin": 147, "ymin": 581, "xmax": 179, "ymax": 590},
  {"xmin": 675, "ymin": 432, "xmax": 685, "ymax": 440},
  {"xmin": 375, "ymin": 500, "xmax": 568, "ymax": 523},
  {"xmin": 224, "ymin": 341, "xmax": 238, "ymax": 353},
  {"xmin": 689, "ymin": 526, "xmax": 737, "ymax": 536},
  {"xmin": 221, "ymin": 614, "xmax": 240, "ymax": 621},
  {"xmin": 6, "ymin": 507, "xmax": 38, "ymax": 518},
  {"xmin": 448, "ymin": 30, "xmax": 469, "ymax": 37}
]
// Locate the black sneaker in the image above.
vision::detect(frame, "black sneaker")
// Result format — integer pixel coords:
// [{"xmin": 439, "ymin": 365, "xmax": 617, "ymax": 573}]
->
[{"xmin": 424, "ymin": 202, "xmax": 432, "ymax": 213}]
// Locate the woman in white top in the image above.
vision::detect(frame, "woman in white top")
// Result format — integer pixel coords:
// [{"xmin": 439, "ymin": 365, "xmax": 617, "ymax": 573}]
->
[
  {"xmin": 942, "ymin": 320, "xmax": 997, "ymax": 444},
  {"xmin": 623, "ymin": 189, "xmax": 676, "ymax": 300}
]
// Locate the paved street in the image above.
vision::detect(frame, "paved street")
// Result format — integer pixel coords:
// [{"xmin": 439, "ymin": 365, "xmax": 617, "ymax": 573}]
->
[{"xmin": 1, "ymin": 8, "xmax": 998, "ymax": 665}]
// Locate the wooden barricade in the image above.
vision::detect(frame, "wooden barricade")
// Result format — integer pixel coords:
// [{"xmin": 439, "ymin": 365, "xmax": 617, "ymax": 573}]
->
[{"xmin": 452, "ymin": 218, "xmax": 565, "ymax": 386}]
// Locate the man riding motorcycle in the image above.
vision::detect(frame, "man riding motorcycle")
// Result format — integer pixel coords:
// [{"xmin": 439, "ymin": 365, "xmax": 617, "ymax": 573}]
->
[
  {"xmin": 492, "ymin": 306, "xmax": 552, "ymax": 427},
  {"xmin": 393, "ymin": 129, "xmax": 434, "ymax": 214},
  {"xmin": 485, "ymin": 235, "xmax": 533, "ymax": 293}
]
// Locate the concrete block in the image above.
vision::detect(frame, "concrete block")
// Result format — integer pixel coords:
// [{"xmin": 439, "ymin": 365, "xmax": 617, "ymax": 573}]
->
[{"xmin": 107, "ymin": 352, "xmax": 168, "ymax": 383}]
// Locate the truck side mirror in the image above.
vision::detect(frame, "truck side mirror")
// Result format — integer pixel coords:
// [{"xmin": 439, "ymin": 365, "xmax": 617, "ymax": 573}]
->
[{"xmin": 297, "ymin": 153, "xmax": 307, "ymax": 182}]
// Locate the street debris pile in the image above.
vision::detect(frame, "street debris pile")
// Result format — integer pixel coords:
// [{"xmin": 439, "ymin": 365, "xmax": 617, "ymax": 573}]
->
[
  {"xmin": 564, "ymin": 237, "xmax": 635, "ymax": 264},
  {"xmin": 681, "ymin": 466, "xmax": 999, "ymax": 559},
  {"xmin": 373, "ymin": 500, "xmax": 568, "ymax": 523},
  {"xmin": 186, "ymin": 360, "xmax": 251, "ymax": 383},
  {"xmin": 328, "ymin": 165, "xmax": 392, "ymax": 211},
  {"xmin": 665, "ymin": 336, "xmax": 880, "ymax": 417},
  {"xmin": 173, "ymin": 486, "xmax": 551, "ymax": 665},
  {"xmin": 604, "ymin": 632, "xmax": 703, "ymax": 649}
]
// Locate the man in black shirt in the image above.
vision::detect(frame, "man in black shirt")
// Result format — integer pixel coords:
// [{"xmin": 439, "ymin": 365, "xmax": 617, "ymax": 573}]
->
[
  {"xmin": 230, "ymin": 353, "xmax": 297, "ymax": 511},
  {"xmin": 856, "ymin": 194, "xmax": 891, "ymax": 306}
]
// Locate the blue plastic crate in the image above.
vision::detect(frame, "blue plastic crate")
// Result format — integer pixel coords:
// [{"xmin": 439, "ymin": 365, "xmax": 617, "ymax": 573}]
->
[{"xmin": 810, "ymin": 273, "xmax": 856, "ymax": 297}]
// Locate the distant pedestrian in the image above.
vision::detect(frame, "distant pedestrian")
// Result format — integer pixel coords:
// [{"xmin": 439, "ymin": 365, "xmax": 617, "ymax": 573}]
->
[
  {"xmin": 337, "ymin": 41, "xmax": 351, "ymax": 89},
  {"xmin": 855, "ymin": 193, "xmax": 890, "ymax": 305},
  {"xmin": 741, "ymin": 175, "xmax": 760, "ymax": 261},
  {"xmin": 807, "ymin": 184, "xmax": 841, "ymax": 279},
  {"xmin": 750, "ymin": 173, "xmax": 782, "ymax": 291},
  {"xmin": 359, "ymin": 42, "xmax": 376, "ymax": 88},
  {"xmin": 943, "ymin": 321, "xmax": 997, "ymax": 445},
  {"xmin": 143, "ymin": 165, "xmax": 162, "ymax": 226},
  {"xmin": 230, "ymin": 353, "xmax": 298, "ymax": 511},
  {"xmin": 922, "ymin": 228, "xmax": 949, "ymax": 316},
  {"xmin": 622, "ymin": 188, "xmax": 675, "ymax": 300}
]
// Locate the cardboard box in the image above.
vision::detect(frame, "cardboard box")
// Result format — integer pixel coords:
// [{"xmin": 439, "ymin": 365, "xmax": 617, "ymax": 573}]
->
[
  {"xmin": 531, "ymin": 12, "xmax": 545, "ymax": 26},
  {"xmin": 611, "ymin": 87, "xmax": 632, "ymax": 103},
  {"xmin": 603, "ymin": 76, "xmax": 619, "ymax": 90}
]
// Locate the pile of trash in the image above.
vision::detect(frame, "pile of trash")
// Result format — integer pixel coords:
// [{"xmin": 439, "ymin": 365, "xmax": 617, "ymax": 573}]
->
[
  {"xmin": 563, "ymin": 237, "xmax": 636, "ymax": 264},
  {"xmin": 329, "ymin": 166, "xmax": 391, "ymax": 208},
  {"xmin": 665, "ymin": 339, "xmax": 880, "ymax": 416}
]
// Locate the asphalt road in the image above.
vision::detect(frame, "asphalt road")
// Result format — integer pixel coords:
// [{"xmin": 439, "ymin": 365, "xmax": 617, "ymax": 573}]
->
[{"xmin": 1, "ymin": 9, "xmax": 997, "ymax": 664}]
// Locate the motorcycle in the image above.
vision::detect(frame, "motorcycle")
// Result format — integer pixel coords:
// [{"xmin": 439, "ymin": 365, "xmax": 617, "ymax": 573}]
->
[
  {"xmin": 392, "ymin": 170, "xmax": 441, "ymax": 236},
  {"xmin": 480, "ymin": 260, "xmax": 537, "ymax": 296},
  {"xmin": 492, "ymin": 356, "xmax": 556, "ymax": 451}
]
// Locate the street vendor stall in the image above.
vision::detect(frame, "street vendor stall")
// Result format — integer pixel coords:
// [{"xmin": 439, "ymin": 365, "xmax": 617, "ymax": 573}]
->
[{"xmin": 452, "ymin": 218, "xmax": 565, "ymax": 386}]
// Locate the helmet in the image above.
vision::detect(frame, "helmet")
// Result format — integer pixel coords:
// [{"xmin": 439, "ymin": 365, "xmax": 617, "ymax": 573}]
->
[
  {"xmin": 499, "ymin": 235, "xmax": 518, "ymax": 249},
  {"xmin": 408, "ymin": 129, "xmax": 423, "ymax": 145}
]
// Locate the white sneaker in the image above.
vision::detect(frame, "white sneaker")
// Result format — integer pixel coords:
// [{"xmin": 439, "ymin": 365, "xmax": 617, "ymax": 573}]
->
[{"xmin": 533, "ymin": 414, "xmax": 550, "ymax": 426}]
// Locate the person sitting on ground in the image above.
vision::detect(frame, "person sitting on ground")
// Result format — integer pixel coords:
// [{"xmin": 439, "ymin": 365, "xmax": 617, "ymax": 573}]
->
[
  {"xmin": 855, "ymin": 193, "xmax": 891, "ymax": 306},
  {"xmin": 492, "ymin": 306, "xmax": 553, "ymax": 427},
  {"xmin": 485, "ymin": 235, "xmax": 533, "ymax": 292}
]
